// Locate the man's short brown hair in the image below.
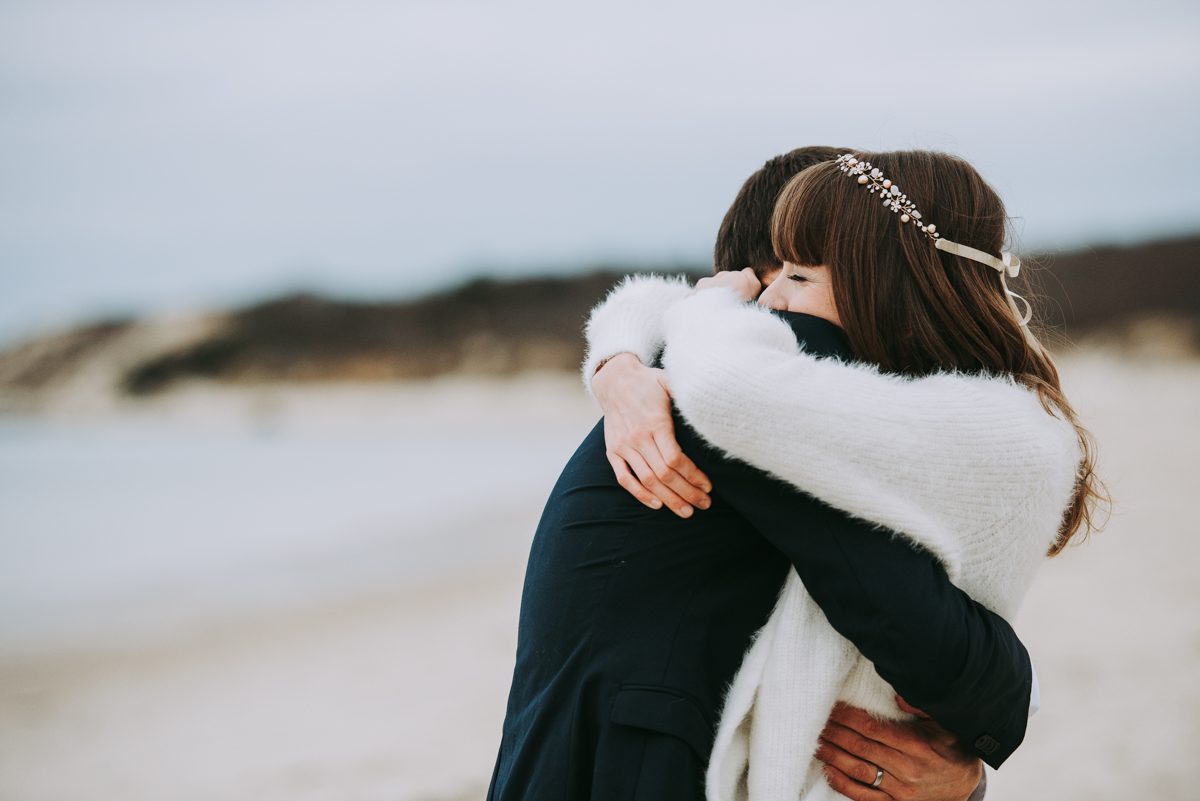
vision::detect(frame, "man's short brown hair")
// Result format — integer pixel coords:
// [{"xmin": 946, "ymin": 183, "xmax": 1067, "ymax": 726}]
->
[{"xmin": 713, "ymin": 146, "xmax": 849, "ymax": 275}]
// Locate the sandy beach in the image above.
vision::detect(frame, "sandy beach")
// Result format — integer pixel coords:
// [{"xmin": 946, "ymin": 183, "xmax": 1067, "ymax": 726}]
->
[{"xmin": 2, "ymin": 353, "xmax": 1198, "ymax": 800}]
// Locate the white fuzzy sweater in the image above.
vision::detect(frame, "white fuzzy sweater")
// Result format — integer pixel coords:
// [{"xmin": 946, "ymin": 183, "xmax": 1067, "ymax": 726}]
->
[{"xmin": 583, "ymin": 276, "xmax": 1081, "ymax": 801}]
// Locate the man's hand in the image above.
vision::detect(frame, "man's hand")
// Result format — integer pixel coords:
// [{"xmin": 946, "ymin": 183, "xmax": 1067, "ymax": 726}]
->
[
  {"xmin": 591, "ymin": 353, "xmax": 712, "ymax": 517},
  {"xmin": 692, "ymin": 267, "xmax": 761, "ymax": 302},
  {"xmin": 815, "ymin": 700, "xmax": 982, "ymax": 801}
]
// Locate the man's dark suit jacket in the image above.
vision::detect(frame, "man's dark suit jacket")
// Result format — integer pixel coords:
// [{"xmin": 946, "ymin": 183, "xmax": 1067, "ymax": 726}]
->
[{"xmin": 488, "ymin": 313, "xmax": 1031, "ymax": 801}]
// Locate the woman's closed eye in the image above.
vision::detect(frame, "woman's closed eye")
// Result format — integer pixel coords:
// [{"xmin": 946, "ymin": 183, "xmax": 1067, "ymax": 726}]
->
[{"xmin": 788, "ymin": 274, "xmax": 808, "ymax": 283}]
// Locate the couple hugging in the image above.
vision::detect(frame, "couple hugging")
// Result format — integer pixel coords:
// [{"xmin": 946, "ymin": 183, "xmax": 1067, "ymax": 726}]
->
[{"xmin": 488, "ymin": 147, "xmax": 1104, "ymax": 801}]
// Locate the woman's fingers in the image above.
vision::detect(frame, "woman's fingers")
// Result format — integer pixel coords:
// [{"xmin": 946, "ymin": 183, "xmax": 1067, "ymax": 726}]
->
[
  {"xmin": 645, "ymin": 431, "xmax": 712, "ymax": 508},
  {"xmin": 612, "ymin": 447, "xmax": 694, "ymax": 517},
  {"xmin": 605, "ymin": 451, "xmax": 662, "ymax": 510},
  {"xmin": 607, "ymin": 421, "xmax": 704, "ymax": 516},
  {"xmin": 594, "ymin": 357, "xmax": 712, "ymax": 515},
  {"xmin": 646, "ymin": 371, "xmax": 713, "ymax": 504},
  {"xmin": 693, "ymin": 268, "xmax": 761, "ymax": 302}
]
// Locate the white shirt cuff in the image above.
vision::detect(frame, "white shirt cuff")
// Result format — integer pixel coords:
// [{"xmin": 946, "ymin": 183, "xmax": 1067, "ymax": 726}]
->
[{"xmin": 1028, "ymin": 660, "xmax": 1041, "ymax": 718}]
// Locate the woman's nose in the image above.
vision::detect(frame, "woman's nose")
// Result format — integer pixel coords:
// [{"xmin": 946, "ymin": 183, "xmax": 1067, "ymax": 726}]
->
[{"xmin": 758, "ymin": 286, "xmax": 787, "ymax": 311}]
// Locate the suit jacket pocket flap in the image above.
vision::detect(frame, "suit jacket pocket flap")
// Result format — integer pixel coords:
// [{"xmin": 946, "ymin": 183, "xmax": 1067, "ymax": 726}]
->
[{"xmin": 610, "ymin": 687, "xmax": 714, "ymax": 761}]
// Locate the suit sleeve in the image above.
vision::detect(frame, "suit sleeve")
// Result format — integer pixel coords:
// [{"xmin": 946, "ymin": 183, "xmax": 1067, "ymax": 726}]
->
[{"xmin": 677, "ymin": 420, "xmax": 1033, "ymax": 769}]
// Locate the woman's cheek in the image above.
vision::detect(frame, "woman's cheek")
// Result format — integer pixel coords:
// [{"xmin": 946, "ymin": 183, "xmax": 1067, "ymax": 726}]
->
[{"xmin": 784, "ymin": 287, "xmax": 807, "ymax": 314}]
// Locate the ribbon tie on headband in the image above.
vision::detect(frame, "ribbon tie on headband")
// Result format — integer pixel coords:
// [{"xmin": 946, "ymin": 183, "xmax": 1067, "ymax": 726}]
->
[{"xmin": 935, "ymin": 240, "xmax": 1032, "ymax": 325}]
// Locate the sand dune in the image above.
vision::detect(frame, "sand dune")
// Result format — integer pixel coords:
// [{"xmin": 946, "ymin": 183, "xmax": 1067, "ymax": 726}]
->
[{"xmin": 1, "ymin": 352, "xmax": 1198, "ymax": 800}]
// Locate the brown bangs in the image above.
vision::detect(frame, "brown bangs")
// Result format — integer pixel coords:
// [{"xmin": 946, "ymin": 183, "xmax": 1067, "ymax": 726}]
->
[{"xmin": 770, "ymin": 162, "xmax": 836, "ymax": 268}]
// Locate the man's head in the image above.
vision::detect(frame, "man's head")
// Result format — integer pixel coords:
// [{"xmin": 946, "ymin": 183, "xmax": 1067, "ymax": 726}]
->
[{"xmin": 713, "ymin": 146, "xmax": 848, "ymax": 276}]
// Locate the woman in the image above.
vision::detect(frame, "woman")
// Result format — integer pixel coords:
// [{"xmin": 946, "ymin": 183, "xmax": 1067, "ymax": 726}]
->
[
  {"xmin": 585, "ymin": 150, "xmax": 1105, "ymax": 800},
  {"xmin": 489, "ymin": 149, "xmax": 1037, "ymax": 801}
]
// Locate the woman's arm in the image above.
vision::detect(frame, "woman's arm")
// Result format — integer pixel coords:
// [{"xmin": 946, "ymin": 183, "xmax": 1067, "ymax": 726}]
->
[
  {"xmin": 585, "ymin": 274, "xmax": 713, "ymax": 516},
  {"xmin": 581, "ymin": 273, "xmax": 692, "ymax": 395},
  {"xmin": 586, "ymin": 272, "xmax": 765, "ymax": 516},
  {"xmin": 661, "ymin": 287, "xmax": 1079, "ymax": 579},
  {"xmin": 582, "ymin": 270, "xmax": 761, "ymax": 393},
  {"xmin": 592, "ymin": 354, "xmax": 713, "ymax": 517}
]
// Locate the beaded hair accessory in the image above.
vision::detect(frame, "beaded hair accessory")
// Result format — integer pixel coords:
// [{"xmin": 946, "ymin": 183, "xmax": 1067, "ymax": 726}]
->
[{"xmin": 835, "ymin": 154, "xmax": 1032, "ymax": 325}]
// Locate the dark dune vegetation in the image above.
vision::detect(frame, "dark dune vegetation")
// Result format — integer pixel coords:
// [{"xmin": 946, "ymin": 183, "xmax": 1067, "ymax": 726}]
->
[
  {"xmin": 1025, "ymin": 236, "xmax": 1200, "ymax": 332},
  {"xmin": 118, "ymin": 270, "xmax": 678, "ymax": 394},
  {"xmin": 2, "ymin": 236, "xmax": 1197, "ymax": 398}
]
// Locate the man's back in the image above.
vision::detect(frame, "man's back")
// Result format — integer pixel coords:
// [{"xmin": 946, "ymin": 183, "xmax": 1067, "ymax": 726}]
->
[
  {"xmin": 489, "ymin": 314, "xmax": 854, "ymax": 800},
  {"xmin": 491, "ymin": 417, "xmax": 805, "ymax": 799}
]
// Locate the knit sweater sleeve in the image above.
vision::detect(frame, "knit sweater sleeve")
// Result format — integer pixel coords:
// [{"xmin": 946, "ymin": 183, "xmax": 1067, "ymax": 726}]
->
[
  {"xmin": 661, "ymin": 287, "xmax": 1078, "ymax": 581},
  {"xmin": 581, "ymin": 274, "xmax": 692, "ymax": 398}
]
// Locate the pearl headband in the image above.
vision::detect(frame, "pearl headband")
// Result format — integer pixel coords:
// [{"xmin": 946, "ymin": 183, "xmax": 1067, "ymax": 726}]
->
[{"xmin": 835, "ymin": 154, "xmax": 1032, "ymax": 325}]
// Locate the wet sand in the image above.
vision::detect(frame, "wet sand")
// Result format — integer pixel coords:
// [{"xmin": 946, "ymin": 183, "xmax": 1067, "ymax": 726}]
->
[{"xmin": 2, "ymin": 354, "xmax": 1198, "ymax": 800}]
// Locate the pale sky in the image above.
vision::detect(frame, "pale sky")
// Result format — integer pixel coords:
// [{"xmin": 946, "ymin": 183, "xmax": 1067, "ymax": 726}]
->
[{"xmin": 2, "ymin": 0, "xmax": 1198, "ymax": 344}]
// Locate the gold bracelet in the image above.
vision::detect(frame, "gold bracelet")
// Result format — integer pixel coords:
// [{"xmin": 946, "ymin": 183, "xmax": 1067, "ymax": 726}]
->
[{"xmin": 592, "ymin": 352, "xmax": 637, "ymax": 377}]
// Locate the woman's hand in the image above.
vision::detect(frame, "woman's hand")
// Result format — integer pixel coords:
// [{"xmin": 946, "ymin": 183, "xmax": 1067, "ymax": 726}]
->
[
  {"xmin": 691, "ymin": 267, "xmax": 762, "ymax": 302},
  {"xmin": 591, "ymin": 353, "xmax": 713, "ymax": 518}
]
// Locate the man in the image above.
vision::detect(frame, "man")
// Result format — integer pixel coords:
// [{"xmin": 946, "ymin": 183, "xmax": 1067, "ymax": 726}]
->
[{"xmin": 488, "ymin": 148, "xmax": 1029, "ymax": 800}]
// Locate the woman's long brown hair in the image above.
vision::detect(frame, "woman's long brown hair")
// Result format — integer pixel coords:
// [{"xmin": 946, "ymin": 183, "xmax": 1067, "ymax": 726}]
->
[{"xmin": 771, "ymin": 150, "xmax": 1107, "ymax": 555}]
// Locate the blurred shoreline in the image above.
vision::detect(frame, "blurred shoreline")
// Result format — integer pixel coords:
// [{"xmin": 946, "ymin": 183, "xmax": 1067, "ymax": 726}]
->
[{"xmin": 2, "ymin": 235, "xmax": 1197, "ymax": 419}]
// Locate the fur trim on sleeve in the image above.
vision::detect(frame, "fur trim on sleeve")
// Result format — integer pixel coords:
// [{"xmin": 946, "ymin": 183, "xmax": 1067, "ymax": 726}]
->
[{"xmin": 581, "ymin": 274, "xmax": 692, "ymax": 399}]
